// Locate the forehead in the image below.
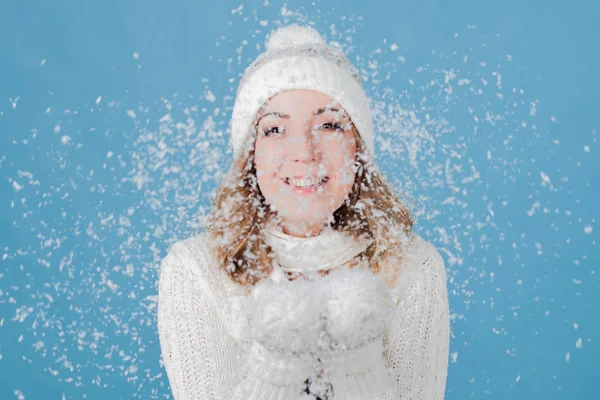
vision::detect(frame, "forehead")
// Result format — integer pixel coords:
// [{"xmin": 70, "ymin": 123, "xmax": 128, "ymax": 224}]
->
[{"xmin": 260, "ymin": 89, "xmax": 343, "ymax": 115}]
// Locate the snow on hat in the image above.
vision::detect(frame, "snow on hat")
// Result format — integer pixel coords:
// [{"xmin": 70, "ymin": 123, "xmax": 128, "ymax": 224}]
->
[{"xmin": 230, "ymin": 24, "xmax": 375, "ymax": 160}]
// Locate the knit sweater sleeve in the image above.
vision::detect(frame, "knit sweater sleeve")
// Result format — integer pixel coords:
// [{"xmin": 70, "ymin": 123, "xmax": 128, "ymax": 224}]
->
[
  {"xmin": 383, "ymin": 237, "xmax": 450, "ymax": 399},
  {"xmin": 157, "ymin": 240, "xmax": 240, "ymax": 400}
]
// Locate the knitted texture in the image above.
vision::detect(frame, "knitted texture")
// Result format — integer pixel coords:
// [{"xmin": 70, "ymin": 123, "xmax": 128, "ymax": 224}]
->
[{"xmin": 157, "ymin": 232, "xmax": 450, "ymax": 399}]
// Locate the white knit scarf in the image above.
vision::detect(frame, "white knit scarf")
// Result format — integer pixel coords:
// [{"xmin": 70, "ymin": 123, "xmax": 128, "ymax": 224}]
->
[{"xmin": 263, "ymin": 219, "xmax": 372, "ymax": 283}]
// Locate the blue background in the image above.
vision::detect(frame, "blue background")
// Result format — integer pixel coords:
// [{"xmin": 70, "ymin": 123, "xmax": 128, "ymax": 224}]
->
[{"xmin": 1, "ymin": 0, "xmax": 598, "ymax": 399}]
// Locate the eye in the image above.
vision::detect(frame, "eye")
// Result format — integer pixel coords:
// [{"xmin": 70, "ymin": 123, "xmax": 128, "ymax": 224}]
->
[
  {"xmin": 318, "ymin": 122, "xmax": 344, "ymax": 131},
  {"xmin": 260, "ymin": 126, "xmax": 284, "ymax": 137}
]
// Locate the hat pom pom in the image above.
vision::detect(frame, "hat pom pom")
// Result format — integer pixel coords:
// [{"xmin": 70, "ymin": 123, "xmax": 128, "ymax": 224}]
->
[{"xmin": 266, "ymin": 24, "xmax": 326, "ymax": 51}]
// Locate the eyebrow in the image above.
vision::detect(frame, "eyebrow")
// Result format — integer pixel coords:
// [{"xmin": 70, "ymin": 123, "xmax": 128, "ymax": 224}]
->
[
  {"xmin": 258, "ymin": 107, "xmax": 349, "ymax": 122},
  {"xmin": 258, "ymin": 111, "xmax": 290, "ymax": 120},
  {"xmin": 314, "ymin": 107, "xmax": 344, "ymax": 116}
]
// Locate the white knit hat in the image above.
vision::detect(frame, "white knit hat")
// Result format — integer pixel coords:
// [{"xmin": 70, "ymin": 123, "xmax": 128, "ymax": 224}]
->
[{"xmin": 229, "ymin": 24, "xmax": 374, "ymax": 160}]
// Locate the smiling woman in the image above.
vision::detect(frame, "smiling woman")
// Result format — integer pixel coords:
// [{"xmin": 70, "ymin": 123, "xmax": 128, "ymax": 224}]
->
[{"xmin": 157, "ymin": 24, "xmax": 450, "ymax": 400}]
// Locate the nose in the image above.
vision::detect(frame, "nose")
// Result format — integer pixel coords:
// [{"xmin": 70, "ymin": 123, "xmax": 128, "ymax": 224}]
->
[{"xmin": 288, "ymin": 125, "xmax": 319, "ymax": 162}]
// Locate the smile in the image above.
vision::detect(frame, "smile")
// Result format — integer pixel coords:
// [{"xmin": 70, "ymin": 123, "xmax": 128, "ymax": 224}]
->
[{"xmin": 281, "ymin": 176, "xmax": 329, "ymax": 193}]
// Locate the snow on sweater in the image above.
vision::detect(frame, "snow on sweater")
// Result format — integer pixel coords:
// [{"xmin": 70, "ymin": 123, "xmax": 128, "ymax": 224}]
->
[{"xmin": 157, "ymin": 228, "xmax": 450, "ymax": 399}]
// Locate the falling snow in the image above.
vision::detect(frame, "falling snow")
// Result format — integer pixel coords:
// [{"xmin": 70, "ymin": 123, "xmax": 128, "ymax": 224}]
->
[{"xmin": 1, "ymin": 2, "xmax": 597, "ymax": 399}]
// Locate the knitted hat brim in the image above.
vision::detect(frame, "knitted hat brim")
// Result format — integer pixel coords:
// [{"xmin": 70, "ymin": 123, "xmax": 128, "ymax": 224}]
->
[{"xmin": 230, "ymin": 56, "xmax": 374, "ymax": 160}]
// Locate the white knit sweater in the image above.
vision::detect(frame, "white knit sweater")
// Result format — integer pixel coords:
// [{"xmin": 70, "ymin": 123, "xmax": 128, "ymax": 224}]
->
[{"xmin": 157, "ymin": 228, "xmax": 449, "ymax": 400}]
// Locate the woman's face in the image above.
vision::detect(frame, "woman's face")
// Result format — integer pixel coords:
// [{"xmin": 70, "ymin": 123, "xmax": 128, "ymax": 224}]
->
[{"xmin": 254, "ymin": 89, "xmax": 357, "ymax": 237}]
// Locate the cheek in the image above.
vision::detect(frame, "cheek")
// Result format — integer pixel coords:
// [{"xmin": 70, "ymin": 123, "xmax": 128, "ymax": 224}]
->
[
  {"xmin": 254, "ymin": 142, "xmax": 281, "ymax": 191},
  {"xmin": 327, "ymin": 139, "xmax": 356, "ymax": 184}
]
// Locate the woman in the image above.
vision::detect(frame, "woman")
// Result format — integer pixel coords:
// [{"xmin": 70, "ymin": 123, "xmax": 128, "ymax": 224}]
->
[{"xmin": 157, "ymin": 24, "xmax": 450, "ymax": 400}]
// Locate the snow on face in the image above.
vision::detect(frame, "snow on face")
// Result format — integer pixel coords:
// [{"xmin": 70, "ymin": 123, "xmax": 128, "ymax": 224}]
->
[{"xmin": 254, "ymin": 89, "xmax": 357, "ymax": 236}]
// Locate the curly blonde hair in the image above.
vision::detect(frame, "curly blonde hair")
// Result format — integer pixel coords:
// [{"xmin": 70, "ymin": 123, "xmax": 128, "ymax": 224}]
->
[{"xmin": 206, "ymin": 124, "xmax": 414, "ymax": 288}]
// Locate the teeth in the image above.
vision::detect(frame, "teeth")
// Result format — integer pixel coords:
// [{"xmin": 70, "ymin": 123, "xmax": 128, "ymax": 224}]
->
[{"xmin": 286, "ymin": 177, "xmax": 327, "ymax": 188}]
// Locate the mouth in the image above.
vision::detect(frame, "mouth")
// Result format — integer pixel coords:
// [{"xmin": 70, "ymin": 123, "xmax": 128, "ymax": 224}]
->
[{"xmin": 281, "ymin": 176, "xmax": 329, "ymax": 192}]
